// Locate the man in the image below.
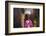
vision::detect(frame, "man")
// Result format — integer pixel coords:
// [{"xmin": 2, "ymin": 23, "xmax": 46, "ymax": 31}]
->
[{"xmin": 24, "ymin": 8, "xmax": 34, "ymax": 28}]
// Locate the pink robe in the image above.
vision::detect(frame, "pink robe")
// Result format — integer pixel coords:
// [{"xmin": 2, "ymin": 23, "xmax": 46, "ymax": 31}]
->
[{"xmin": 24, "ymin": 19, "xmax": 33, "ymax": 28}]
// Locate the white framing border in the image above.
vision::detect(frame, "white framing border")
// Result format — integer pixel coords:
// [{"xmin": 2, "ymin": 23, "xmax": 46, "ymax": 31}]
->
[{"xmin": 8, "ymin": 3, "xmax": 43, "ymax": 33}]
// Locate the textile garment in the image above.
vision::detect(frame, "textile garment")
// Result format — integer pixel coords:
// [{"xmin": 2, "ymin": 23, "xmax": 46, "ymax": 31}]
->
[{"xmin": 24, "ymin": 19, "xmax": 33, "ymax": 28}]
